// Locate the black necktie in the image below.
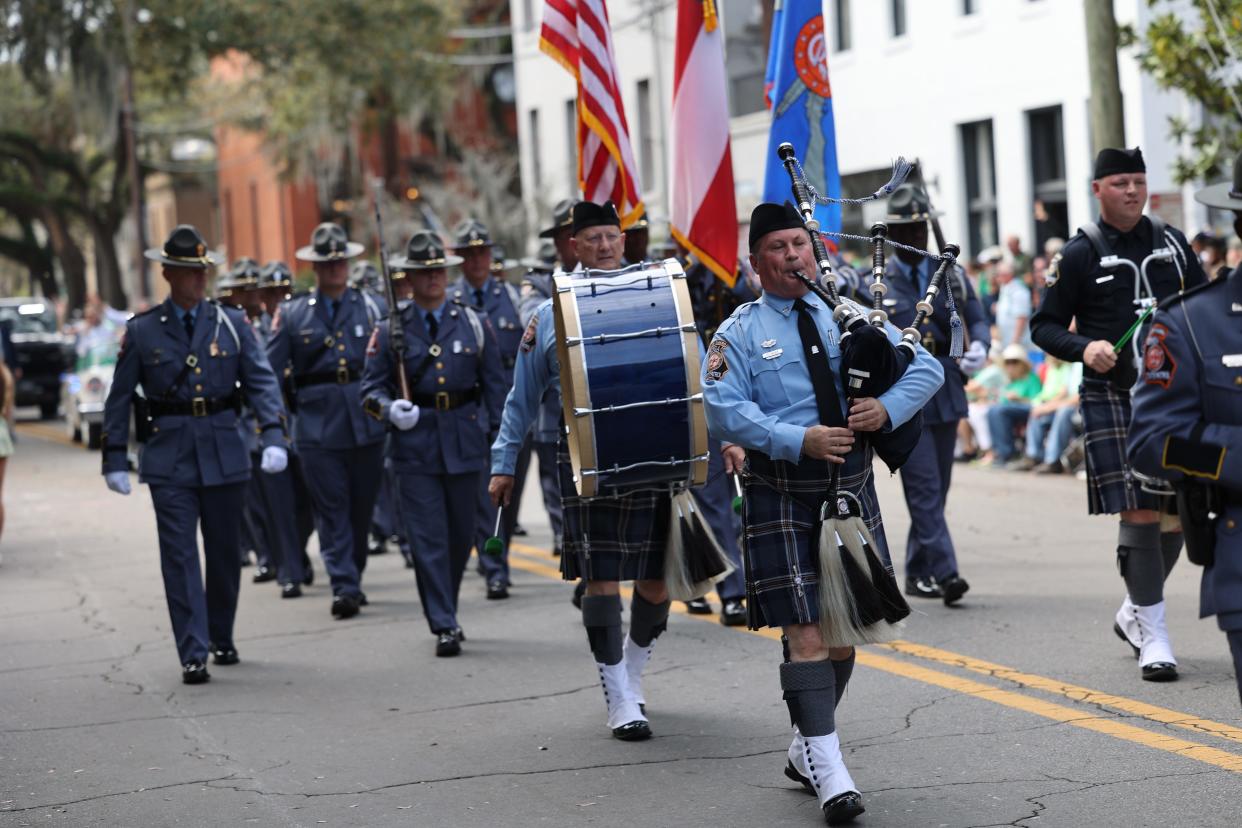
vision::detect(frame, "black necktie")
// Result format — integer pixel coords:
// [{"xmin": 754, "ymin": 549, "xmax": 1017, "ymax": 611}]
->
[
  {"xmin": 326, "ymin": 299, "xmax": 338, "ymax": 324},
  {"xmin": 425, "ymin": 312, "xmax": 439, "ymax": 340},
  {"xmin": 473, "ymin": 287, "xmax": 485, "ymax": 309},
  {"xmin": 183, "ymin": 312, "xmax": 195, "ymax": 341},
  {"xmin": 792, "ymin": 297, "xmax": 845, "ymax": 427}
]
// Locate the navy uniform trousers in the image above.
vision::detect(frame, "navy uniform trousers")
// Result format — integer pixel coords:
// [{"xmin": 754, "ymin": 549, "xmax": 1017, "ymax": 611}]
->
[{"xmin": 899, "ymin": 422, "xmax": 961, "ymax": 581}]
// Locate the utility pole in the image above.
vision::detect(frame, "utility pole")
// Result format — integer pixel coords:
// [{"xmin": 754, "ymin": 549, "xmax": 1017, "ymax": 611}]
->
[
  {"xmin": 1083, "ymin": 0, "xmax": 1126, "ymax": 154},
  {"xmin": 119, "ymin": 1, "xmax": 149, "ymax": 302}
]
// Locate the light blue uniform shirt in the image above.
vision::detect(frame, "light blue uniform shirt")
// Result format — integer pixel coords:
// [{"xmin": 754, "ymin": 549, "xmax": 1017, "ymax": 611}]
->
[
  {"xmin": 701, "ymin": 291, "xmax": 944, "ymax": 463},
  {"xmin": 490, "ymin": 298, "xmax": 560, "ymax": 475}
]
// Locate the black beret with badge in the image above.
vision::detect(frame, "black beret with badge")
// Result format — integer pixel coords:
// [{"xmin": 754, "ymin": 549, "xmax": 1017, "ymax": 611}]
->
[
  {"xmin": 571, "ymin": 200, "xmax": 622, "ymax": 236},
  {"xmin": 1092, "ymin": 146, "xmax": 1146, "ymax": 180},
  {"xmin": 747, "ymin": 201, "xmax": 805, "ymax": 250}
]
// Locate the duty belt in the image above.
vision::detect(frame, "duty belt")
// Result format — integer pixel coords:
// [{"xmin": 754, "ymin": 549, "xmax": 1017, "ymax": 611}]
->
[
  {"xmin": 147, "ymin": 391, "xmax": 241, "ymax": 418},
  {"xmin": 294, "ymin": 366, "xmax": 358, "ymax": 388},
  {"xmin": 409, "ymin": 388, "xmax": 480, "ymax": 412}
]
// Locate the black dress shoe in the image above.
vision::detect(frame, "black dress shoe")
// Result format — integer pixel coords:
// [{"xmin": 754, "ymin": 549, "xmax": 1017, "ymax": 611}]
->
[
  {"xmin": 331, "ymin": 594, "xmax": 361, "ymax": 619},
  {"xmin": 905, "ymin": 575, "xmax": 943, "ymax": 598},
  {"xmin": 783, "ymin": 760, "xmax": 814, "ymax": 793},
  {"xmin": 281, "ymin": 583, "xmax": 303, "ymax": 599},
  {"xmin": 611, "ymin": 720, "xmax": 652, "ymax": 741},
  {"xmin": 209, "ymin": 645, "xmax": 239, "ymax": 666},
  {"xmin": 301, "ymin": 559, "xmax": 314, "ymax": 587},
  {"xmin": 513, "ymin": 523, "xmax": 528, "ymax": 537},
  {"xmin": 823, "ymin": 790, "xmax": 865, "ymax": 825},
  {"xmin": 1113, "ymin": 623, "xmax": 1140, "ymax": 659},
  {"xmin": 552, "ymin": 543, "xmax": 562, "ymax": 557},
  {"xmin": 182, "ymin": 661, "xmax": 210, "ymax": 685},
  {"xmin": 358, "ymin": 592, "xmax": 369, "ymax": 606},
  {"xmin": 572, "ymin": 579, "xmax": 586, "ymax": 609},
  {"xmin": 435, "ymin": 629, "xmax": 462, "ymax": 657},
  {"xmin": 684, "ymin": 597, "xmax": 712, "ymax": 615},
  {"xmin": 367, "ymin": 532, "xmax": 384, "ymax": 554},
  {"xmin": 1142, "ymin": 662, "xmax": 1179, "ymax": 682},
  {"xmin": 720, "ymin": 599, "xmax": 747, "ymax": 627},
  {"xmin": 487, "ymin": 581, "xmax": 510, "ymax": 600},
  {"xmin": 941, "ymin": 575, "xmax": 970, "ymax": 606},
  {"xmin": 252, "ymin": 565, "xmax": 276, "ymax": 584}
]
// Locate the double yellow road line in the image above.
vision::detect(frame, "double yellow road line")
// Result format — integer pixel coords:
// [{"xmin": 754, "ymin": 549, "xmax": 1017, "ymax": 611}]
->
[{"xmin": 507, "ymin": 541, "xmax": 1242, "ymax": 774}]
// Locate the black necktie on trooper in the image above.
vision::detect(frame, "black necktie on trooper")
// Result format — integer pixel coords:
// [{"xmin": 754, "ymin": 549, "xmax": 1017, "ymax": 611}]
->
[
  {"xmin": 182, "ymin": 311, "xmax": 195, "ymax": 342},
  {"xmin": 473, "ymin": 287, "xmax": 485, "ymax": 309},
  {"xmin": 425, "ymin": 312, "xmax": 439, "ymax": 340},
  {"xmin": 792, "ymin": 297, "xmax": 845, "ymax": 428}
]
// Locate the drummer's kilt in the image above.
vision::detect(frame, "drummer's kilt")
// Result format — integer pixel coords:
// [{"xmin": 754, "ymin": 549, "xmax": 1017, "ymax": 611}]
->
[
  {"xmin": 1080, "ymin": 379, "xmax": 1160, "ymax": 515},
  {"xmin": 557, "ymin": 441, "xmax": 671, "ymax": 582},
  {"xmin": 742, "ymin": 450, "xmax": 891, "ymax": 630}
]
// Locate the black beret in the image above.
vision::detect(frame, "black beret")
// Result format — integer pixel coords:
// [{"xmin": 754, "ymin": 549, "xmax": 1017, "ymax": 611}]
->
[
  {"xmin": 748, "ymin": 201, "xmax": 804, "ymax": 250},
  {"xmin": 1093, "ymin": 147, "xmax": 1146, "ymax": 180},
  {"xmin": 571, "ymin": 201, "xmax": 621, "ymax": 236}
]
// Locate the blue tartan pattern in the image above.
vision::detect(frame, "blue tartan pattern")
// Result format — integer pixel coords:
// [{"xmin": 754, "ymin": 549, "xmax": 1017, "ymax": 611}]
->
[
  {"xmin": 1080, "ymin": 379, "xmax": 1160, "ymax": 515},
  {"xmin": 557, "ymin": 441, "xmax": 671, "ymax": 582},
  {"xmin": 741, "ymin": 451, "xmax": 891, "ymax": 630}
]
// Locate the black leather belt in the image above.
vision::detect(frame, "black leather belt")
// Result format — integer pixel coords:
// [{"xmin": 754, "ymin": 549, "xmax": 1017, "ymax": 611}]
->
[
  {"xmin": 147, "ymin": 392, "xmax": 241, "ymax": 418},
  {"xmin": 410, "ymin": 388, "xmax": 480, "ymax": 412},
  {"xmin": 294, "ymin": 366, "xmax": 358, "ymax": 388}
]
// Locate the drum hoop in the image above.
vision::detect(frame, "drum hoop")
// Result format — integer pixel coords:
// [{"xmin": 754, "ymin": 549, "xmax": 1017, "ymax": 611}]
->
[
  {"xmin": 553, "ymin": 274, "xmax": 598, "ymax": 497},
  {"xmin": 666, "ymin": 259, "xmax": 709, "ymax": 489}
]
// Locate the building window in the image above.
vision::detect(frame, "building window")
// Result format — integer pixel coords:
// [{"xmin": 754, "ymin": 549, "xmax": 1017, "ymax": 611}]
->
[
  {"xmin": 636, "ymin": 80, "xmax": 656, "ymax": 192},
  {"xmin": 1027, "ymin": 105, "xmax": 1069, "ymax": 250},
  {"xmin": 962, "ymin": 0, "xmax": 976, "ymax": 14},
  {"xmin": 960, "ymin": 119, "xmax": 999, "ymax": 256},
  {"xmin": 565, "ymin": 98, "xmax": 578, "ymax": 196},
  {"xmin": 891, "ymin": 0, "xmax": 907, "ymax": 37},
  {"xmin": 721, "ymin": 0, "xmax": 767, "ymax": 116},
  {"xmin": 834, "ymin": 0, "xmax": 852, "ymax": 52},
  {"xmin": 528, "ymin": 109, "xmax": 542, "ymax": 191}
]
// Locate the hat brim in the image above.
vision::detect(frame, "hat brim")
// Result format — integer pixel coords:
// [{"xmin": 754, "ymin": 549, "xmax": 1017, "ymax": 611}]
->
[
  {"xmin": 538, "ymin": 222, "xmax": 572, "ymax": 238},
  {"xmin": 388, "ymin": 254, "xmax": 464, "ymax": 272},
  {"xmin": 1194, "ymin": 180, "xmax": 1242, "ymax": 211},
  {"xmin": 144, "ymin": 248, "xmax": 224, "ymax": 268},
  {"xmin": 295, "ymin": 241, "xmax": 366, "ymax": 262},
  {"xmin": 453, "ymin": 239, "xmax": 494, "ymax": 250},
  {"xmin": 884, "ymin": 210, "xmax": 944, "ymax": 225}
]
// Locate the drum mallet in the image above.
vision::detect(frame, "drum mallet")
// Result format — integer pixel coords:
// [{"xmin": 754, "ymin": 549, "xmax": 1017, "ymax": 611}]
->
[{"xmin": 484, "ymin": 508, "xmax": 505, "ymax": 557}]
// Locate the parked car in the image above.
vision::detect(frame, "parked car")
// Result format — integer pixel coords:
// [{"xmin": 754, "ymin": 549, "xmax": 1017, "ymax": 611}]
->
[
  {"xmin": 0, "ymin": 298, "xmax": 71, "ymax": 419},
  {"xmin": 63, "ymin": 340, "xmax": 119, "ymax": 448}
]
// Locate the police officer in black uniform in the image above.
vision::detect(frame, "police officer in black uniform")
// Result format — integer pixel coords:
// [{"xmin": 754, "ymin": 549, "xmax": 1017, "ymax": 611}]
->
[
  {"xmin": 1129, "ymin": 151, "xmax": 1242, "ymax": 706},
  {"xmin": 1031, "ymin": 147, "xmax": 1207, "ymax": 682}
]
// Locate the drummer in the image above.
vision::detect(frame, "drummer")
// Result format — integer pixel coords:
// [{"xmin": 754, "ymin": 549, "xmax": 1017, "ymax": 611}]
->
[{"xmin": 489, "ymin": 201, "xmax": 671, "ymax": 742}]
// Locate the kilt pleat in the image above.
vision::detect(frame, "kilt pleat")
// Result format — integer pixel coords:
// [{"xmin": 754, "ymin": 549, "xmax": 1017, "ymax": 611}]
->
[{"xmin": 1080, "ymin": 379, "xmax": 1160, "ymax": 515}]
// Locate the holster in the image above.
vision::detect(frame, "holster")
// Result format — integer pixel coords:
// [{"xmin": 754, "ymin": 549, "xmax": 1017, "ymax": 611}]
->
[
  {"xmin": 132, "ymin": 394, "xmax": 152, "ymax": 444},
  {"xmin": 1175, "ymin": 480, "xmax": 1220, "ymax": 568}
]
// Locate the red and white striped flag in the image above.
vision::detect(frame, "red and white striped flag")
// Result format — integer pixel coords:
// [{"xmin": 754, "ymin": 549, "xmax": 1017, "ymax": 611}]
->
[
  {"xmin": 539, "ymin": 0, "xmax": 645, "ymax": 227},
  {"xmin": 670, "ymin": 0, "xmax": 737, "ymax": 286}
]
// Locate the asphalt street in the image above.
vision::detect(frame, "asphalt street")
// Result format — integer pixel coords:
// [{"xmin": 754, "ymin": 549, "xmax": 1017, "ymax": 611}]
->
[{"xmin": 1, "ymin": 419, "xmax": 1240, "ymax": 827}]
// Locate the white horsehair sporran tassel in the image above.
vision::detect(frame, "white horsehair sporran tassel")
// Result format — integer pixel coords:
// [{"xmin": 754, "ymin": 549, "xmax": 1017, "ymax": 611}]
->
[{"xmin": 663, "ymin": 489, "xmax": 736, "ymax": 601}]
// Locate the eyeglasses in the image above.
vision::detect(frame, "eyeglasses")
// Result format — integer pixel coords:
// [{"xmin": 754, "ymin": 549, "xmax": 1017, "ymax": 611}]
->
[{"xmin": 579, "ymin": 232, "xmax": 623, "ymax": 246}]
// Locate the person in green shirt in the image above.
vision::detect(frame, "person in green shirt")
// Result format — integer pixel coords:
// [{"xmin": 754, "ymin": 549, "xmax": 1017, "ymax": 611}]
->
[
  {"xmin": 1010, "ymin": 357, "xmax": 1083, "ymax": 472},
  {"xmin": 986, "ymin": 345, "xmax": 1043, "ymax": 465}
]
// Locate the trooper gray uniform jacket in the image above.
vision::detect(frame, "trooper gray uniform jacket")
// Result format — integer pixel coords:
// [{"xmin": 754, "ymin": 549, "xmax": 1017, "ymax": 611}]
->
[
  {"xmin": 102, "ymin": 298, "xmax": 286, "ymax": 486},
  {"xmin": 449, "ymin": 275, "xmax": 523, "ymax": 391}
]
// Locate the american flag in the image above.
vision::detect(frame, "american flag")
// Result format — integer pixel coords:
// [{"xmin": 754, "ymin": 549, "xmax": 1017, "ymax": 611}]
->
[{"xmin": 539, "ymin": 0, "xmax": 645, "ymax": 227}]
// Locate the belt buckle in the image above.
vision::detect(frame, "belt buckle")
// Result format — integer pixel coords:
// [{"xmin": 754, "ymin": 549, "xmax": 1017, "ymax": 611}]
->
[
  {"xmin": 191, "ymin": 397, "xmax": 207, "ymax": 417},
  {"xmin": 435, "ymin": 391, "xmax": 451, "ymax": 412},
  {"xmin": 336, "ymin": 366, "xmax": 350, "ymax": 384}
]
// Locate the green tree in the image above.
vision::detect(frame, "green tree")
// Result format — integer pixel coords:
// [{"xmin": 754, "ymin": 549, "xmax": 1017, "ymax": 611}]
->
[{"xmin": 1123, "ymin": 0, "xmax": 1242, "ymax": 184}]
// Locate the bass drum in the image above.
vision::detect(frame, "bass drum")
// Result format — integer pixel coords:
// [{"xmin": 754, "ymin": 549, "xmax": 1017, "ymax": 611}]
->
[{"xmin": 553, "ymin": 259, "xmax": 709, "ymax": 497}]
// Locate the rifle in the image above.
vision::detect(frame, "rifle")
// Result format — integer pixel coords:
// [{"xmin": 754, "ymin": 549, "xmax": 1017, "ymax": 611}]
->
[{"xmin": 371, "ymin": 178, "xmax": 409, "ymax": 400}]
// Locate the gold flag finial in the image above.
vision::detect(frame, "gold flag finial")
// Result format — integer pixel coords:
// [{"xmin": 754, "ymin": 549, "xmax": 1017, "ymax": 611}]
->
[{"xmin": 703, "ymin": 0, "xmax": 718, "ymax": 32}]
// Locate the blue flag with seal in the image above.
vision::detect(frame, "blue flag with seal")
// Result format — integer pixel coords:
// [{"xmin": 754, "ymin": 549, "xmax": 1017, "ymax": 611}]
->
[{"xmin": 763, "ymin": 0, "xmax": 841, "ymax": 237}]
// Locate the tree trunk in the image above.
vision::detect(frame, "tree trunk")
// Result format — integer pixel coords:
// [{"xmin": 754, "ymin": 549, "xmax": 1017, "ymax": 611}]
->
[
  {"xmin": 1083, "ymin": 0, "xmax": 1126, "ymax": 154},
  {"xmin": 39, "ymin": 209, "xmax": 88, "ymax": 310},
  {"xmin": 91, "ymin": 219, "xmax": 128, "ymax": 310}
]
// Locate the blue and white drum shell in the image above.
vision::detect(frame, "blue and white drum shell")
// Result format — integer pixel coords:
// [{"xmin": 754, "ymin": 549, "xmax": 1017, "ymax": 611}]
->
[{"xmin": 553, "ymin": 259, "xmax": 709, "ymax": 497}]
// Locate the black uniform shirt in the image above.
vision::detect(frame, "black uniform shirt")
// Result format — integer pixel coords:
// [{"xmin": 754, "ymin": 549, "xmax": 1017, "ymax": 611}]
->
[{"xmin": 1031, "ymin": 216, "xmax": 1206, "ymax": 382}]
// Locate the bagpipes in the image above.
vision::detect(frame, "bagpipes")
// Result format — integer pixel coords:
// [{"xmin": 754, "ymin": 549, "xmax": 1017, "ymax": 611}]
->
[{"xmin": 775, "ymin": 142, "xmax": 968, "ymax": 646}]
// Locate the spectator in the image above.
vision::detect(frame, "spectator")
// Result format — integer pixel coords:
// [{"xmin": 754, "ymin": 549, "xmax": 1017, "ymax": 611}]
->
[
  {"xmin": 1006, "ymin": 235, "xmax": 1031, "ymax": 278},
  {"xmin": 986, "ymin": 345, "xmax": 1043, "ymax": 466},
  {"xmin": 961, "ymin": 345, "xmax": 1006, "ymax": 463},
  {"xmin": 1227, "ymin": 236, "xmax": 1241, "ymax": 270},
  {"xmin": 1007, "ymin": 356, "xmax": 1083, "ymax": 473},
  {"xmin": 992, "ymin": 263, "xmax": 1033, "ymax": 348}
]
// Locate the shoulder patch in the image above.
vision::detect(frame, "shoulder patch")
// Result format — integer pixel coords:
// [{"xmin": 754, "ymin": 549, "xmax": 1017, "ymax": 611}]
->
[
  {"xmin": 520, "ymin": 314, "xmax": 539, "ymax": 353},
  {"xmin": 1044, "ymin": 251, "xmax": 1062, "ymax": 286},
  {"xmin": 366, "ymin": 326, "xmax": 380, "ymax": 358},
  {"xmin": 704, "ymin": 337, "xmax": 729, "ymax": 381},
  {"xmin": 271, "ymin": 305, "xmax": 283, "ymax": 333},
  {"xmin": 1142, "ymin": 323, "xmax": 1176, "ymax": 388}
]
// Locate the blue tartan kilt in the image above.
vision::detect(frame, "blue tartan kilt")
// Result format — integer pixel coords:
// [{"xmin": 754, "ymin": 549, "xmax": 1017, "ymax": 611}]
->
[
  {"xmin": 1080, "ymin": 379, "xmax": 1161, "ymax": 515},
  {"xmin": 557, "ymin": 441, "xmax": 670, "ymax": 582},
  {"xmin": 741, "ymin": 452, "xmax": 890, "ymax": 630}
]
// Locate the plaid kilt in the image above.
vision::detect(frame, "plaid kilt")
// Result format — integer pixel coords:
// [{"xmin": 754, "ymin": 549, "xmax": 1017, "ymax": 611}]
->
[
  {"xmin": 557, "ymin": 441, "xmax": 671, "ymax": 582},
  {"xmin": 741, "ymin": 450, "xmax": 891, "ymax": 630},
  {"xmin": 1080, "ymin": 379, "xmax": 1160, "ymax": 515}
]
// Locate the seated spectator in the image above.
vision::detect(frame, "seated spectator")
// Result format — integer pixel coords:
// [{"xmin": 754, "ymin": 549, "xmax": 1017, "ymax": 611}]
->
[
  {"xmin": 1007, "ymin": 357, "xmax": 1082, "ymax": 473},
  {"xmin": 992, "ymin": 263, "xmax": 1033, "ymax": 349},
  {"xmin": 985, "ymin": 345, "xmax": 1042, "ymax": 466},
  {"xmin": 961, "ymin": 344, "xmax": 1004, "ymax": 462}
]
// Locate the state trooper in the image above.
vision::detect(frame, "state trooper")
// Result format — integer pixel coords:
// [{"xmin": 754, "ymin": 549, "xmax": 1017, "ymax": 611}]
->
[
  {"xmin": 491, "ymin": 201, "xmax": 676, "ymax": 742},
  {"xmin": 449, "ymin": 218, "xmax": 524, "ymax": 600},
  {"xmin": 101, "ymin": 225, "xmax": 289, "ymax": 684},
  {"xmin": 871, "ymin": 185, "xmax": 991, "ymax": 604},
  {"xmin": 1031, "ymin": 147, "xmax": 1207, "ymax": 682},
  {"xmin": 350, "ymin": 260, "xmax": 384, "ymax": 300},
  {"xmin": 258, "ymin": 260, "xmax": 317, "ymax": 587},
  {"xmin": 1129, "ymin": 152, "xmax": 1242, "ymax": 707},
  {"xmin": 702, "ymin": 202, "xmax": 943, "ymax": 824},
  {"xmin": 267, "ymin": 222, "xmax": 386, "ymax": 620},
  {"xmin": 518, "ymin": 199, "xmax": 579, "ymax": 561},
  {"xmin": 361, "ymin": 230, "xmax": 506, "ymax": 656}
]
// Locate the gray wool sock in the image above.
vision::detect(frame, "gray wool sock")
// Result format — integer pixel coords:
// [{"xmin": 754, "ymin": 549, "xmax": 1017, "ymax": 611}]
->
[
  {"xmin": 629, "ymin": 592, "xmax": 670, "ymax": 648},
  {"xmin": 582, "ymin": 594, "xmax": 623, "ymax": 665},
  {"xmin": 780, "ymin": 659, "xmax": 837, "ymax": 737},
  {"xmin": 1160, "ymin": 531, "xmax": 1183, "ymax": 580},
  {"xmin": 832, "ymin": 651, "xmax": 855, "ymax": 708},
  {"xmin": 1118, "ymin": 521, "xmax": 1164, "ymax": 607}
]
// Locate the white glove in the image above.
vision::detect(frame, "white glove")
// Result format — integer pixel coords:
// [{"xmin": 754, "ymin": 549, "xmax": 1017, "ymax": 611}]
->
[
  {"xmin": 959, "ymin": 340, "xmax": 989, "ymax": 375},
  {"xmin": 389, "ymin": 399, "xmax": 421, "ymax": 431},
  {"xmin": 105, "ymin": 471, "xmax": 132, "ymax": 495},
  {"xmin": 260, "ymin": 445, "xmax": 288, "ymax": 474}
]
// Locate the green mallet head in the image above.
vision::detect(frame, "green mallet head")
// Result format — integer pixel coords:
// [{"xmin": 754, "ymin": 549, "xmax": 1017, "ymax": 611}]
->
[
  {"xmin": 483, "ymin": 535, "xmax": 504, "ymax": 556},
  {"xmin": 731, "ymin": 495, "xmax": 743, "ymax": 515}
]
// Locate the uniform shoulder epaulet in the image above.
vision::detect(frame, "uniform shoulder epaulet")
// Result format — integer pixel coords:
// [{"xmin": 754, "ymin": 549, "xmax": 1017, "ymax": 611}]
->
[
  {"xmin": 131, "ymin": 305, "xmax": 161, "ymax": 320},
  {"xmin": 713, "ymin": 305, "xmax": 750, "ymax": 338},
  {"xmin": 289, "ymin": 288, "xmax": 311, "ymax": 301},
  {"xmin": 1156, "ymin": 275, "xmax": 1225, "ymax": 311}
]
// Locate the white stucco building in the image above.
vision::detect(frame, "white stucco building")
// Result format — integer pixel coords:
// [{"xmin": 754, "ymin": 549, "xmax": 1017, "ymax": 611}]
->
[{"xmin": 509, "ymin": 0, "xmax": 1206, "ymax": 261}]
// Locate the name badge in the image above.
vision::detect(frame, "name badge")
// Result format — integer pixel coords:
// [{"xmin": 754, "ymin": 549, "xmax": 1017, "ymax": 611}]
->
[
  {"xmin": 1223, "ymin": 354, "xmax": 1242, "ymax": 368},
  {"xmin": 453, "ymin": 340, "xmax": 463, "ymax": 354},
  {"xmin": 1095, "ymin": 275, "xmax": 1114, "ymax": 284},
  {"xmin": 354, "ymin": 324, "xmax": 364, "ymax": 338},
  {"xmin": 762, "ymin": 348, "xmax": 784, "ymax": 360}
]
